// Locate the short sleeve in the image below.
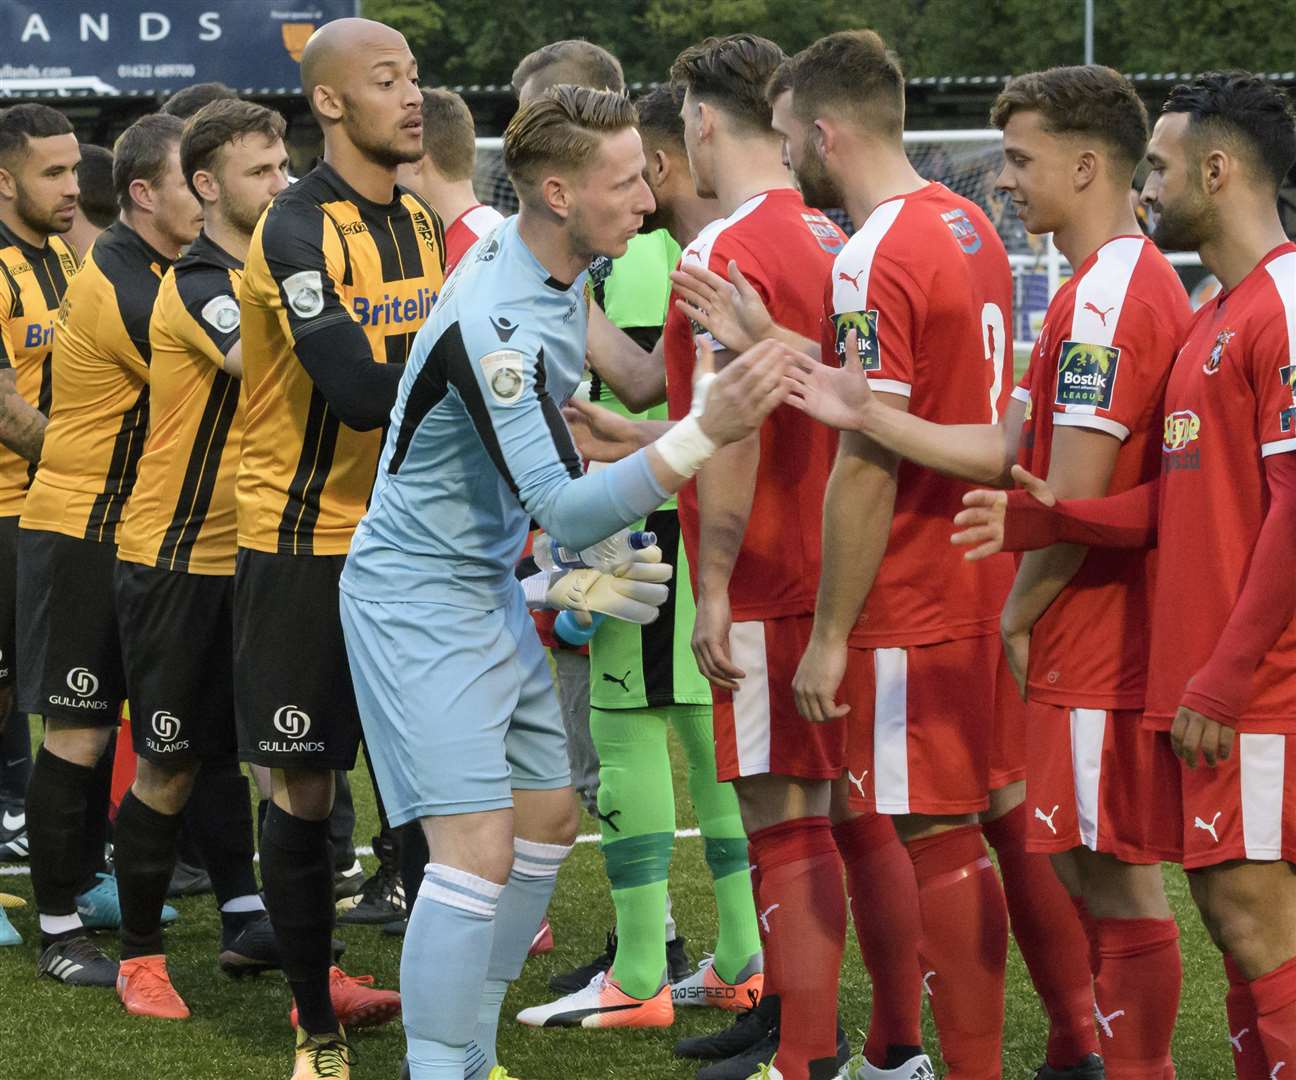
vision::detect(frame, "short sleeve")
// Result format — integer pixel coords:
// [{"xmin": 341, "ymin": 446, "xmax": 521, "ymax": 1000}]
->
[
  {"xmin": 829, "ymin": 247, "xmax": 920, "ymax": 397},
  {"xmin": 175, "ymin": 266, "xmax": 240, "ymax": 366},
  {"xmin": 257, "ymin": 198, "xmax": 355, "ymax": 347},
  {"xmin": 1252, "ymin": 276, "xmax": 1296, "ymax": 459},
  {"xmin": 0, "ymin": 274, "xmax": 15, "ymax": 371}
]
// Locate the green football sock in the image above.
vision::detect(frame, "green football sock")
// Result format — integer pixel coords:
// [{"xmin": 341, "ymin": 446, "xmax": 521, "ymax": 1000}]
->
[
  {"xmin": 671, "ymin": 706, "xmax": 762, "ymax": 984},
  {"xmin": 589, "ymin": 707, "xmax": 676, "ymax": 1000}
]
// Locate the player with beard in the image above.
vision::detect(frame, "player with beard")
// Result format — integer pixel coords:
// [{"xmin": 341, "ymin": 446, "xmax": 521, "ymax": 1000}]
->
[
  {"xmin": 954, "ymin": 71, "xmax": 1296, "ymax": 1079},
  {"xmin": 0, "ymin": 105, "xmax": 81, "ymax": 939},
  {"xmin": 234, "ymin": 18, "xmax": 444, "ymax": 1078},
  {"xmin": 18, "ymin": 112, "xmax": 202, "ymax": 988},
  {"xmin": 110, "ymin": 99, "xmax": 294, "ymax": 1019}
]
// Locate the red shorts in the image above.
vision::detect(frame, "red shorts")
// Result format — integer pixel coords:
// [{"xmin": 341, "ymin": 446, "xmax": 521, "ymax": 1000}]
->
[
  {"xmin": 712, "ymin": 615, "xmax": 845, "ymax": 782},
  {"xmin": 990, "ymin": 650, "xmax": 1026, "ymax": 790},
  {"xmin": 840, "ymin": 634, "xmax": 996, "ymax": 816},
  {"xmin": 1181, "ymin": 731, "xmax": 1296, "ymax": 869},
  {"xmin": 1025, "ymin": 702, "xmax": 1183, "ymax": 863}
]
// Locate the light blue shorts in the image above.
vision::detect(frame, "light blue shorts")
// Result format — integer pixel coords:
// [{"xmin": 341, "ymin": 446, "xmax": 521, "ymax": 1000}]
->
[{"xmin": 339, "ymin": 585, "xmax": 571, "ymax": 825}]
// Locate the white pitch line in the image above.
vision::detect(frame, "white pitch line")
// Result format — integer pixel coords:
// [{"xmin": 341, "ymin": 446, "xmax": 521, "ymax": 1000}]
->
[{"xmin": 0, "ymin": 828, "xmax": 705, "ymax": 878}]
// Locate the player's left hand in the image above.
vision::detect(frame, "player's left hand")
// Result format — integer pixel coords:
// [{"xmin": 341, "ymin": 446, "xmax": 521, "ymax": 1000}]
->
[
  {"xmin": 545, "ymin": 566, "xmax": 672, "ymax": 626},
  {"xmin": 792, "ymin": 633, "xmax": 851, "ymax": 724},
  {"xmin": 1171, "ymin": 704, "xmax": 1236, "ymax": 769},
  {"xmin": 952, "ymin": 465, "xmax": 1056, "ymax": 561},
  {"xmin": 784, "ymin": 330, "xmax": 878, "ymax": 432},
  {"xmin": 692, "ymin": 591, "xmax": 744, "ymax": 690},
  {"xmin": 563, "ymin": 398, "xmax": 646, "ymax": 463}
]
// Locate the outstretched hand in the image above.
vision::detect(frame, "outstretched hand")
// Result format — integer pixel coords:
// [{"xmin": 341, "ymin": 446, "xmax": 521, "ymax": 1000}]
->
[
  {"xmin": 784, "ymin": 329, "xmax": 878, "ymax": 432},
  {"xmin": 670, "ymin": 259, "xmax": 773, "ymax": 354},
  {"xmin": 562, "ymin": 398, "xmax": 645, "ymax": 463},
  {"xmin": 694, "ymin": 337, "xmax": 793, "ymax": 446},
  {"xmin": 951, "ymin": 465, "xmax": 1055, "ymax": 561}
]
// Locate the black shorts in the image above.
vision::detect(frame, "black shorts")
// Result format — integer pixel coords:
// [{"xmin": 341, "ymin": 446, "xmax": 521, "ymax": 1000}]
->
[
  {"xmin": 114, "ymin": 560, "xmax": 236, "ymax": 765},
  {"xmin": 16, "ymin": 527, "xmax": 125, "ymax": 725},
  {"xmin": 0, "ymin": 515, "xmax": 17, "ymax": 688},
  {"xmin": 233, "ymin": 548, "xmax": 361, "ymax": 770}
]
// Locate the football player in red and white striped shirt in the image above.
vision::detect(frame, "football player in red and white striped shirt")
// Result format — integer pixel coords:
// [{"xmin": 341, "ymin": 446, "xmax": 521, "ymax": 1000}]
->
[{"xmin": 955, "ymin": 72, "xmax": 1296, "ymax": 1079}]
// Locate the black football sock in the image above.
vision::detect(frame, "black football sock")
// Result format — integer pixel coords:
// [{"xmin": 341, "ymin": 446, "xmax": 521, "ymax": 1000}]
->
[
  {"xmin": 399, "ymin": 819, "xmax": 428, "ymax": 917},
  {"xmin": 329, "ymin": 769, "xmax": 357, "ymax": 872},
  {"xmin": 76, "ymin": 731, "xmax": 115, "ymax": 892},
  {"xmin": 186, "ymin": 761, "xmax": 258, "ymax": 907},
  {"xmin": 27, "ymin": 746, "xmax": 95, "ymax": 943},
  {"xmin": 261, "ymin": 802, "xmax": 338, "ymax": 1034},
  {"xmin": 114, "ymin": 790, "xmax": 183, "ymax": 959},
  {"xmin": 0, "ymin": 699, "xmax": 31, "ymax": 804},
  {"xmin": 256, "ymin": 796, "xmax": 269, "ymax": 847}
]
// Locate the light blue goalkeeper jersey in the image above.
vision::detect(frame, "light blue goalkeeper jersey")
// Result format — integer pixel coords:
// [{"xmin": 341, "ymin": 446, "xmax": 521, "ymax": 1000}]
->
[{"xmin": 341, "ymin": 216, "xmax": 667, "ymax": 609}]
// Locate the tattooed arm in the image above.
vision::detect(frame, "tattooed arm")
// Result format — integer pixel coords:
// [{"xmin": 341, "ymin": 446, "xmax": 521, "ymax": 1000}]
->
[{"xmin": 0, "ymin": 367, "xmax": 46, "ymax": 464}]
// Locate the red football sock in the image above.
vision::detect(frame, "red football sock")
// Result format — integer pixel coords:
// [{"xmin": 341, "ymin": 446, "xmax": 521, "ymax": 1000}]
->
[
  {"xmin": 748, "ymin": 817, "xmax": 846, "ymax": 1080},
  {"xmin": 1093, "ymin": 918, "xmax": 1182, "ymax": 1079},
  {"xmin": 983, "ymin": 804, "xmax": 1098, "ymax": 1068},
  {"xmin": 1071, "ymin": 895, "xmax": 1102, "ymax": 977},
  {"xmin": 1225, "ymin": 955, "xmax": 1269, "ymax": 1080},
  {"xmin": 833, "ymin": 812, "xmax": 923, "ymax": 1066},
  {"xmin": 907, "ymin": 825, "xmax": 1008, "ymax": 1080},
  {"xmin": 746, "ymin": 845, "xmax": 777, "ymax": 999},
  {"xmin": 1251, "ymin": 954, "xmax": 1296, "ymax": 1077}
]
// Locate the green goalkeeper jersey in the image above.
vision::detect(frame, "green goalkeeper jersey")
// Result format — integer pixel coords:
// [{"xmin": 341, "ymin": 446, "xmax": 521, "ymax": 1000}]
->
[{"xmin": 588, "ymin": 231, "xmax": 711, "ymax": 710}]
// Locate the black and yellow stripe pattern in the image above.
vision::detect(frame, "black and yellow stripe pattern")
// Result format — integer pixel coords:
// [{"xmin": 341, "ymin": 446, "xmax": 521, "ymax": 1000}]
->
[
  {"xmin": 117, "ymin": 232, "xmax": 244, "ymax": 575},
  {"xmin": 20, "ymin": 220, "xmax": 168, "ymax": 545}
]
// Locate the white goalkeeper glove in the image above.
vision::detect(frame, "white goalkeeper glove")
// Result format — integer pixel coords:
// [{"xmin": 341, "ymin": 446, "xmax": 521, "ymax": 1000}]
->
[{"xmin": 525, "ymin": 560, "xmax": 673, "ymax": 625}]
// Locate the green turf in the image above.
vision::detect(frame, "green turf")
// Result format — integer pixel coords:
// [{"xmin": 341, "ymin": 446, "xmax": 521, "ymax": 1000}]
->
[{"xmin": 0, "ymin": 718, "xmax": 1237, "ymax": 1079}]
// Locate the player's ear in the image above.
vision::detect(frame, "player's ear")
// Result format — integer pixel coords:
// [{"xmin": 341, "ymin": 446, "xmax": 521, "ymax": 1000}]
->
[
  {"xmin": 1203, "ymin": 148, "xmax": 1228, "ymax": 195},
  {"xmin": 1073, "ymin": 148, "xmax": 1098, "ymax": 193},
  {"xmin": 191, "ymin": 168, "xmax": 219, "ymax": 206},
  {"xmin": 813, "ymin": 119, "xmax": 833, "ymax": 159},
  {"xmin": 697, "ymin": 102, "xmax": 714, "ymax": 143},
  {"xmin": 127, "ymin": 176, "xmax": 155, "ymax": 216},
  {"xmin": 541, "ymin": 174, "xmax": 571, "ymax": 221},
  {"xmin": 0, "ymin": 166, "xmax": 15, "ymax": 202},
  {"xmin": 311, "ymin": 83, "xmax": 344, "ymax": 124}
]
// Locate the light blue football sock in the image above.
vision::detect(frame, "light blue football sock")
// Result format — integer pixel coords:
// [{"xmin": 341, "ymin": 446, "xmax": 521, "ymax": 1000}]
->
[
  {"xmin": 467, "ymin": 837, "xmax": 571, "ymax": 1078},
  {"xmin": 404, "ymin": 863, "xmax": 502, "ymax": 1080}
]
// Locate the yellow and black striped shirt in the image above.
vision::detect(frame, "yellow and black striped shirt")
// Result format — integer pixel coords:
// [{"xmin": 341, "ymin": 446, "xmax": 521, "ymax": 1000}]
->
[
  {"xmin": 117, "ymin": 232, "xmax": 242, "ymax": 575},
  {"xmin": 0, "ymin": 221, "xmax": 79, "ymax": 517},
  {"xmin": 237, "ymin": 161, "xmax": 445, "ymax": 556},
  {"xmin": 21, "ymin": 220, "xmax": 170, "ymax": 544}
]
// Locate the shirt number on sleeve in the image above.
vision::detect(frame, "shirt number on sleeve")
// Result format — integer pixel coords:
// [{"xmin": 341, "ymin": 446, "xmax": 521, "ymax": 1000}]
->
[{"xmin": 982, "ymin": 302, "xmax": 1007, "ymax": 424}]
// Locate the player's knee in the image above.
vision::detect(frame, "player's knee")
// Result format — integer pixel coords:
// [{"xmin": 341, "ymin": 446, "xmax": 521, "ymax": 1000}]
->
[
  {"xmin": 132, "ymin": 759, "xmax": 197, "ymax": 814},
  {"xmin": 270, "ymin": 765, "xmax": 334, "ymax": 820},
  {"xmin": 43, "ymin": 720, "xmax": 113, "ymax": 767}
]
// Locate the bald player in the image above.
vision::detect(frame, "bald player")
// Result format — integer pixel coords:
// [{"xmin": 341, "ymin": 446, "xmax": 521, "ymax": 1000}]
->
[{"xmin": 235, "ymin": 18, "xmax": 444, "ymax": 1079}]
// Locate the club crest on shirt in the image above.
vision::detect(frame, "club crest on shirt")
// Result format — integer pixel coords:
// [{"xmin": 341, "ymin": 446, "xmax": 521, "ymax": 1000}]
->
[
  {"xmin": 1204, "ymin": 329, "xmax": 1236, "ymax": 375},
  {"xmin": 282, "ymin": 270, "xmax": 325, "ymax": 319},
  {"xmin": 481, "ymin": 349, "xmax": 526, "ymax": 406},
  {"xmin": 201, "ymin": 294, "xmax": 240, "ymax": 335},
  {"xmin": 1055, "ymin": 341, "xmax": 1119, "ymax": 410},
  {"xmin": 832, "ymin": 309, "xmax": 881, "ymax": 371},
  {"xmin": 801, "ymin": 212, "xmax": 844, "ymax": 255}
]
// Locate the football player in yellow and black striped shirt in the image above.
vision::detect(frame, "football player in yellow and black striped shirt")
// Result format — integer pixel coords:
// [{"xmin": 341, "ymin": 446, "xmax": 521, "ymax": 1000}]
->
[
  {"xmin": 234, "ymin": 18, "xmax": 443, "ymax": 1075},
  {"xmin": 110, "ymin": 99, "xmax": 293, "ymax": 1019},
  {"xmin": 0, "ymin": 104, "xmax": 81, "ymax": 871},
  {"xmin": 19, "ymin": 112, "xmax": 203, "ymax": 988}
]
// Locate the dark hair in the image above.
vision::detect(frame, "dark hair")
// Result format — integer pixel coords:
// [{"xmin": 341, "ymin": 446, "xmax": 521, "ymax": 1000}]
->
[
  {"xmin": 418, "ymin": 88, "xmax": 477, "ymax": 181},
  {"xmin": 781, "ymin": 30, "xmax": 903, "ymax": 137},
  {"xmin": 180, "ymin": 99, "xmax": 286, "ymax": 201},
  {"xmin": 991, "ymin": 66, "xmax": 1148, "ymax": 169},
  {"xmin": 635, "ymin": 85, "xmax": 686, "ymax": 151},
  {"xmin": 670, "ymin": 34, "xmax": 786, "ymax": 133},
  {"xmin": 76, "ymin": 144, "xmax": 117, "ymax": 228},
  {"xmin": 504, "ymin": 85, "xmax": 637, "ymax": 202},
  {"xmin": 0, "ymin": 103, "xmax": 74, "ymax": 168},
  {"xmin": 112, "ymin": 113, "xmax": 185, "ymax": 214},
  {"xmin": 161, "ymin": 81, "xmax": 239, "ymax": 119},
  {"xmin": 511, "ymin": 40, "xmax": 624, "ymax": 98},
  {"xmin": 1162, "ymin": 71, "xmax": 1296, "ymax": 189}
]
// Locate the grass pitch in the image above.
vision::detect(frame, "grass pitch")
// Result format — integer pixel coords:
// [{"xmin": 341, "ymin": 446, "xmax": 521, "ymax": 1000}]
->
[{"xmin": 0, "ymin": 718, "xmax": 1237, "ymax": 1079}]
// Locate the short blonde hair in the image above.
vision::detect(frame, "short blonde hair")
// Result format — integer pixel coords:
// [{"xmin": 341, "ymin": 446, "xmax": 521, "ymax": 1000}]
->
[
  {"xmin": 418, "ymin": 88, "xmax": 477, "ymax": 181},
  {"xmin": 503, "ymin": 84, "xmax": 637, "ymax": 202}
]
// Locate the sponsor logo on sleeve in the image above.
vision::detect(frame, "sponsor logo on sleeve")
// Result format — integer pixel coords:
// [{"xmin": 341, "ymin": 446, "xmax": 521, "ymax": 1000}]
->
[
  {"xmin": 1279, "ymin": 364, "xmax": 1296, "ymax": 434},
  {"xmin": 481, "ymin": 349, "xmax": 527, "ymax": 406},
  {"xmin": 1055, "ymin": 341, "xmax": 1120, "ymax": 410},
  {"xmin": 282, "ymin": 270, "xmax": 325, "ymax": 319},
  {"xmin": 588, "ymin": 255, "xmax": 613, "ymax": 285},
  {"xmin": 832, "ymin": 309, "xmax": 881, "ymax": 370},
  {"xmin": 941, "ymin": 207, "xmax": 983, "ymax": 254},
  {"xmin": 201, "ymin": 294, "xmax": 240, "ymax": 335}
]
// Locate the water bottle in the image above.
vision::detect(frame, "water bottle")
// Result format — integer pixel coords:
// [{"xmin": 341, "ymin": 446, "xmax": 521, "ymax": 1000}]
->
[
  {"xmin": 532, "ymin": 529, "xmax": 657, "ymax": 573},
  {"xmin": 553, "ymin": 611, "xmax": 607, "ymax": 647}
]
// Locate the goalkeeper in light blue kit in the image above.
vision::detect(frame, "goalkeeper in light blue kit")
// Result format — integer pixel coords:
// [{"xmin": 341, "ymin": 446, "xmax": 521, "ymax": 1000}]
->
[{"xmin": 339, "ymin": 85, "xmax": 795, "ymax": 1080}]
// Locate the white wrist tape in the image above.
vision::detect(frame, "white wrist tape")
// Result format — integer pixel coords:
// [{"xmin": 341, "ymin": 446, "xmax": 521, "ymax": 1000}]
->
[
  {"xmin": 690, "ymin": 371, "xmax": 716, "ymax": 418},
  {"xmin": 653, "ymin": 415, "xmax": 718, "ymax": 479}
]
